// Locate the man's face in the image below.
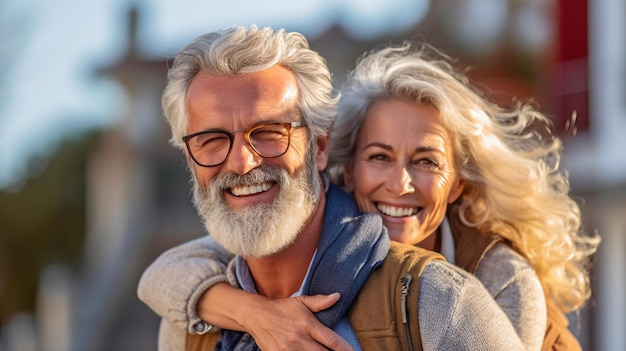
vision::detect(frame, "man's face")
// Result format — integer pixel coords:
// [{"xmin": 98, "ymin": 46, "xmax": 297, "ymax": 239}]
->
[{"xmin": 185, "ymin": 65, "xmax": 327, "ymax": 257}]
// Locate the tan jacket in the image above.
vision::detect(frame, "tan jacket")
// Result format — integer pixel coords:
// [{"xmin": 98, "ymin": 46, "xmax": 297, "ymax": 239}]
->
[
  {"xmin": 347, "ymin": 242, "xmax": 443, "ymax": 351},
  {"xmin": 185, "ymin": 242, "xmax": 442, "ymax": 351}
]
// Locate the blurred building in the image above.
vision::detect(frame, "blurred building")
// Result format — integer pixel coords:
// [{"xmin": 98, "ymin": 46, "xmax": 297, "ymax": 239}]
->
[
  {"xmin": 8, "ymin": 1, "xmax": 624, "ymax": 350},
  {"xmin": 566, "ymin": 1, "xmax": 626, "ymax": 350}
]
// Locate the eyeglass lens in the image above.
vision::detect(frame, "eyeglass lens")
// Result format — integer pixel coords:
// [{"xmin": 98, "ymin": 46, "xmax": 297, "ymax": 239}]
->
[{"xmin": 186, "ymin": 123, "xmax": 294, "ymax": 167}]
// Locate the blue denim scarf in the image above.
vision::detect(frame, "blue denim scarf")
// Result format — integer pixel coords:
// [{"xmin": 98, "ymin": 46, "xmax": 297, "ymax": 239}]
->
[{"xmin": 216, "ymin": 183, "xmax": 389, "ymax": 350}]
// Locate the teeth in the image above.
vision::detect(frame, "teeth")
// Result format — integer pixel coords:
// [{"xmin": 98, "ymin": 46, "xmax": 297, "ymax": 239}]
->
[
  {"xmin": 230, "ymin": 182, "xmax": 272, "ymax": 196},
  {"xmin": 377, "ymin": 203, "xmax": 418, "ymax": 218}
]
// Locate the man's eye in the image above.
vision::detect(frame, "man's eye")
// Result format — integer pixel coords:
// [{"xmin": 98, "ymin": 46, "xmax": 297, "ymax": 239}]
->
[
  {"xmin": 194, "ymin": 134, "xmax": 229, "ymax": 149},
  {"xmin": 251, "ymin": 129, "xmax": 285, "ymax": 141}
]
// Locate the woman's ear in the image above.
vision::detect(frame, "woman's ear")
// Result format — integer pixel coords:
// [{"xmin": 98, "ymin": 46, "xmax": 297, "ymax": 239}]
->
[{"xmin": 447, "ymin": 178, "xmax": 466, "ymax": 204}]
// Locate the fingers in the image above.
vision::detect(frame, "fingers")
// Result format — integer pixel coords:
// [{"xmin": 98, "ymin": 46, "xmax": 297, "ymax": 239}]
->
[
  {"xmin": 294, "ymin": 293, "xmax": 354, "ymax": 351},
  {"xmin": 298, "ymin": 292, "xmax": 341, "ymax": 312},
  {"xmin": 310, "ymin": 325, "xmax": 355, "ymax": 351},
  {"xmin": 243, "ymin": 294, "xmax": 354, "ymax": 351}
]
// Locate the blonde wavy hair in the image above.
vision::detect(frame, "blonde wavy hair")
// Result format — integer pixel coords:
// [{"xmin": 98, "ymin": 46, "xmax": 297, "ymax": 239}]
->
[{"xmin": 327, "ymin": 43, "xmax": 600, "ymax": 313}]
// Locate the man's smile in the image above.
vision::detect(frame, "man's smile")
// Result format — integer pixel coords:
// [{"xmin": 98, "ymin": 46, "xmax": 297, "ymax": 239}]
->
[{"xmin": 229, "ymin": 181, "xmax": 274, "ymax": 196}]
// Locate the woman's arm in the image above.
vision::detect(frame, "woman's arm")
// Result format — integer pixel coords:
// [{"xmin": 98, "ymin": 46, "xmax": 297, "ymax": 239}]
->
[
  {"xmin": 474, "ymin": 244, "xmax": 547, "ymax": 351},
  {"xmin": 137, "ymin": 235, "xmax": 234, "ymax": 333},
  {"xmin": 138, "ymin": 235, "xmax": 354, "ymax": 351},
  {"xmin": 201, "ymin": 286, "xmax": 353, "ymax": 350},
  {"xmin": 420, "ymin": 261, "xmax": 526, "ymax": 350}
]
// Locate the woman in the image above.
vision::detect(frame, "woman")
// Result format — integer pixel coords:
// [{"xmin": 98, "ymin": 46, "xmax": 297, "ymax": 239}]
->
[{"xmin": 138, "ymin": 43, "xmax": 600, "ymax": 351}]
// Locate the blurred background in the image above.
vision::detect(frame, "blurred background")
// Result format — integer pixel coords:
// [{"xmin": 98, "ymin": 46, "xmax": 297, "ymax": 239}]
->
[{"xmin": 0, "ymin": 0, "xmax": 624, "ymax": 350}]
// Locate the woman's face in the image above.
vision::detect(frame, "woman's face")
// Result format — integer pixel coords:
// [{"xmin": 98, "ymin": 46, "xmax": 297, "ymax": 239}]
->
[{"xmin": 344, "ymin": 99, "xmax": 465, "ymax": 245}]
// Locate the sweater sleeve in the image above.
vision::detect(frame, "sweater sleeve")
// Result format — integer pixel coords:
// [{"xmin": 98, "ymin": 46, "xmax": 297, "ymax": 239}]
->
[
  {"xmin": 418, "ymin": 260, "xmax": 526, "ymax": 351},
  {"xmin": 474, "ymin": 243, "xmax": 546, "ymax": 351},
  {"xmin": 137, "ymin": 235, "xmax": 235, "ymax": 334},
  {"xmin": 158, "ymin": 318, "xmax": 187, "ymax": 351}
]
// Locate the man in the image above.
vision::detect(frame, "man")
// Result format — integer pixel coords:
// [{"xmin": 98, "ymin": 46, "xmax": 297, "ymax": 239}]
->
[{"xmin": 144, "ymin": 25, "xmax": 525, "ymax": 350}]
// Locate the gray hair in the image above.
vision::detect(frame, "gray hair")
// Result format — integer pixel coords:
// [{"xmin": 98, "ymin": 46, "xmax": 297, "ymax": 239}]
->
[
  {"xmin": 162, "ymin": 25, "xmax": 337, "ymax": 150},
  {"xmin": 328, "ymin": 43, "xmax": 600, "ymax": 313}
]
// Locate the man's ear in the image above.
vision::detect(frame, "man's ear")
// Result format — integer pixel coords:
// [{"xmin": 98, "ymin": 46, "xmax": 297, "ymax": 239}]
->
[
  {"xmin": 185, "ymin": 152, "xmax": 201, "ymax": 184},
  {"xmin": 315, "ymin": 136, "xmax": 329, "ymax": 171},
  {"xmin": 343, "ymin": 163, "xmax": 355, "ymax": 191},
  {"xmin": 184, "ymin": 150, "xmax": 194, "ymax": 170}
]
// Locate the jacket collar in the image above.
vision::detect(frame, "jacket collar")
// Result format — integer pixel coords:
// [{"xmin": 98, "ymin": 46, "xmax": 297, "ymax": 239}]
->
[{"xmin": 448, "ymin": 205, "xmax": 504, "ymax": 273}]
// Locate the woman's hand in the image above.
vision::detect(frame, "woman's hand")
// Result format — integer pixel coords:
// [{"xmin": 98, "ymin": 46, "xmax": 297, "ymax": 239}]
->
[
  {"xmin": 198, "ymin": 285, "xmax": 354, "ymax": 350},
  {"xmin": 246, "ymin": 293, "xmax": 354, "ymax": 351}
]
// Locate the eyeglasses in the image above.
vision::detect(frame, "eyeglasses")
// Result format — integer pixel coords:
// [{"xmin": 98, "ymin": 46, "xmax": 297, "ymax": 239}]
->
[{"xmin": 183, "ymin": 121, "xmax": 308, "ymax": 167}]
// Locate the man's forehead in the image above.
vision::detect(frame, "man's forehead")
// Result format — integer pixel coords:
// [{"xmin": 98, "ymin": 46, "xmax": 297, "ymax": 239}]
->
[
  {"xmin": 188, "ymin": 68, "xmax": 298, "ymax": 105},
  {"xmin": 185, "ymin": 68, "xmax": 302, "ymax": 130}
]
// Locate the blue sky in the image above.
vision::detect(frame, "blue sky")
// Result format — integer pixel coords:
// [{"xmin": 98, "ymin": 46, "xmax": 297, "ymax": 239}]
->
[{"xmin": 0, "ymin": 0, "xmax": 429, "ymax": 190}]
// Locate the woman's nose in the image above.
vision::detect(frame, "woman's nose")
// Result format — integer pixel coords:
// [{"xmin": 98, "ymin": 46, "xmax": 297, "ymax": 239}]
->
[{"xmin": 387, "ymin": 166, "xmax": 415, "ymax": 196}]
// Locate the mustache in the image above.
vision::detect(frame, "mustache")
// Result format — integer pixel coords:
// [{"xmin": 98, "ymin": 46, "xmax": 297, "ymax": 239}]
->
[{"xmin": 207, "ymin": 165, "xmax": 288, "ymax": 190}]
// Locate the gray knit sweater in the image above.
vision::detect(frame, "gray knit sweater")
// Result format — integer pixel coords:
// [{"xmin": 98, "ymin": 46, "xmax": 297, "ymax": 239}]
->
[
  {"xmin": 139, "ymin": 233, "xmax": 545, "ymax": 349},
  {"xmin": 140, "ymin": 235, "xmax": 528, "ymax": 351}
]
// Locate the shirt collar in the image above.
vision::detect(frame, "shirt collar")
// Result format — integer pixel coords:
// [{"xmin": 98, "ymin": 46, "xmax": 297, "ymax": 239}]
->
[
  {"xmin": 235, "ymin": 251, "xmax": 318, "ymax": 297},
  {"xmin": 440, "ymin": 216, "xmax": 456, "ymax": 265}
]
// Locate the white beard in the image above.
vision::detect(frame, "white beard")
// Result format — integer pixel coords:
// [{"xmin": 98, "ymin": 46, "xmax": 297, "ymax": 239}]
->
[{"xmin": 192, "ymin": 151, "xmax": 320, "ymax": 258}]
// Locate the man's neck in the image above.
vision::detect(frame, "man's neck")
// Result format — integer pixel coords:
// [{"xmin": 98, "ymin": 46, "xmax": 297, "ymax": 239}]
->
[{"xmin": 244, "ymin": 190, "xmax": 327, "ymax": 299}]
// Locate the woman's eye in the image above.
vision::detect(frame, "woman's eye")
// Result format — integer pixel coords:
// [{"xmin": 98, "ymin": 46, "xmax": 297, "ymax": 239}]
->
[
  {"xmin": 368, "ymin": 154, "xmax": 389, "ymax": 162},
  {"xmin": 414, "ymin": 158, "xmax": 439, "ymax": 167}
]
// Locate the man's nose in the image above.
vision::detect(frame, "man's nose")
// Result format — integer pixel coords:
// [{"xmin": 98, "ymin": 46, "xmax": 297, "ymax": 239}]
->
[{"xmin": 223, "ymin": 136, "xmax": 262, "ymax": 174}]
